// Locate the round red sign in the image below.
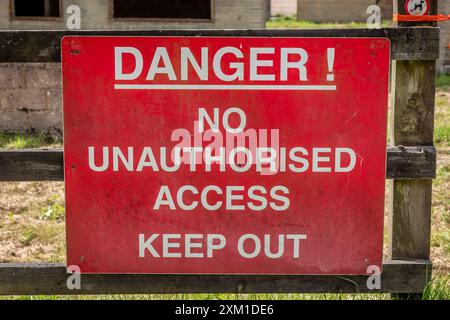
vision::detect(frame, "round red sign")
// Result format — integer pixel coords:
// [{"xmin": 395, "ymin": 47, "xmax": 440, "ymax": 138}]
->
[{"xmin": 404, "ymin": 0, "xmax": 430, "ymax": 16}]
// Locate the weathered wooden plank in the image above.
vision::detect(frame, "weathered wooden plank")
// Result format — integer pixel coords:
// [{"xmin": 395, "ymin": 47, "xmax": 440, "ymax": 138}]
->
[
  {"xmin": 386, "ymin": 146, "xmax": 436, "ymax": 179},
  {"xmin": 390, "ymin": 61, "xmax": 436, "ymax": 146},
  {"xmin": 0, "ymin": 27, "xmax": 439, "ymax": 62},
  {"xmin": 389, "ymin": 180, "xmax": 433, "ymax": 259},
  {"xmin": 0, "ymin": 260, "xmax": 431, "ymax": 295},
  {"xmin": 0, "ymin": 147, "xmax": 436, "ymax": 181},
  {"xmin": 0, "ymin": 149, "xmax": 63, "ymax": 181}
]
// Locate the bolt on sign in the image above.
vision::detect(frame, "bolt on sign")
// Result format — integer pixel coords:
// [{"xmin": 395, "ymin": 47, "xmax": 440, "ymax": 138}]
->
[{"xmin": 62, "ymin": 36, "xmax": 390, "ymax": 274}]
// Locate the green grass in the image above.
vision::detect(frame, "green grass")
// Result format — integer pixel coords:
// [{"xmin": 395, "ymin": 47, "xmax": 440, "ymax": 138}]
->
[
  {"xmin": 437, "ymin": 74, "xmax": 450, "ymax": 88},
  {"xmin": 436, "ymin": 127, "xmax": 450, "ymax": 147},
  {"xmin": 40, "ymin": 194, "xmax": 65, "ymax": 221},
  {"xmin": 266, "ymin": 16, "xmax": 393, "ymax": 29},
  {"xmin": 20, "ymin": 227, "xmax": 38, "ymax": 246},
  {"xmin": 422, "ymin": 275, "xmax": 450, "ymax": 300},
  {"xmin": 432, "ymin": 230, "xmax": 450, "ymax": 255},
  {"xmin": 433, "ymin": 164, "xmax": 450, "ymax": 223},
  {"xmin": 0, "ymin": 132, "xmax": 60, "ymax": 149},
  {"xmin": 435, "ymin": 83, "xmax": 450, "ymax": 147}
]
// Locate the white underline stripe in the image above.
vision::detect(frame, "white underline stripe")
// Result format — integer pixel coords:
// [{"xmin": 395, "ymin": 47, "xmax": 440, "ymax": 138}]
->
[{"xmin": 114, "ymin": 84, "xmax": 336, "ymax": 91}]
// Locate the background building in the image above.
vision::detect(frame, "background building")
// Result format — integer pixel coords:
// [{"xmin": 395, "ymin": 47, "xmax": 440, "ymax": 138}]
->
[
  {"xmin": 0, "ymin": 0, "xmax": 270, "ymax": 29},
  {"xmin": 0, "ymin": 0, "xmax": 270, "ymax": 135}
]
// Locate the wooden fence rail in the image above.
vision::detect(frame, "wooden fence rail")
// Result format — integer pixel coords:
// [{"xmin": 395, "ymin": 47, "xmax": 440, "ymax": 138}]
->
[
  {"xmin": 0, "ymin": 260, "xmax": 432, "ymax": 295},
  {"xmin": 0, "ymin": 146, "xmax": 437, "ymax": 182},
  {"xmin": 0, "ymin": 28, "xmax": 440, "ymax": 63}
]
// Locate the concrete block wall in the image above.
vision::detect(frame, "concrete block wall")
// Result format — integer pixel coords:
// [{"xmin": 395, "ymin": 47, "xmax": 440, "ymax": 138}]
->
[
  {"xmin": 298, "ymin": 0, "xmax": 376, "ymax": 23},
  {"xmin": 0, "ymin": 64, "xmax": 62, "ymax": 134},
  {"xmin": 297, "ymin": 0, "xmax": 393, "ymax": 22},
  {"xmin": 0, "ymin": 0, "xmax": 270, "ymax": 133},
  {"xmin": 271, "ymin": 0, "xmax": 296, "ymax": 16}
]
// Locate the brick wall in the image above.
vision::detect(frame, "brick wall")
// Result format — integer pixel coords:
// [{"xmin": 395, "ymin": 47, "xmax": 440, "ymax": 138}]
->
[{"xmin": 0, "ymin": 0, "xmax": 270, "ymax": 134}]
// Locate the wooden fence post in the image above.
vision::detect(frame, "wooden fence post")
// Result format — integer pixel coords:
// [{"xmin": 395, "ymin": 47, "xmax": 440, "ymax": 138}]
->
[{"xmin": 388, "ymin": 0, "xmax": 437, "ymax": 299}]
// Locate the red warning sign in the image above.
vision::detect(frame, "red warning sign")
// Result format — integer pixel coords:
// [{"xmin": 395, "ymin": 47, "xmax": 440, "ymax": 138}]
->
[{"xmin": 62, "ymin": 36, "xmax": 390, "ymax": 274}]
